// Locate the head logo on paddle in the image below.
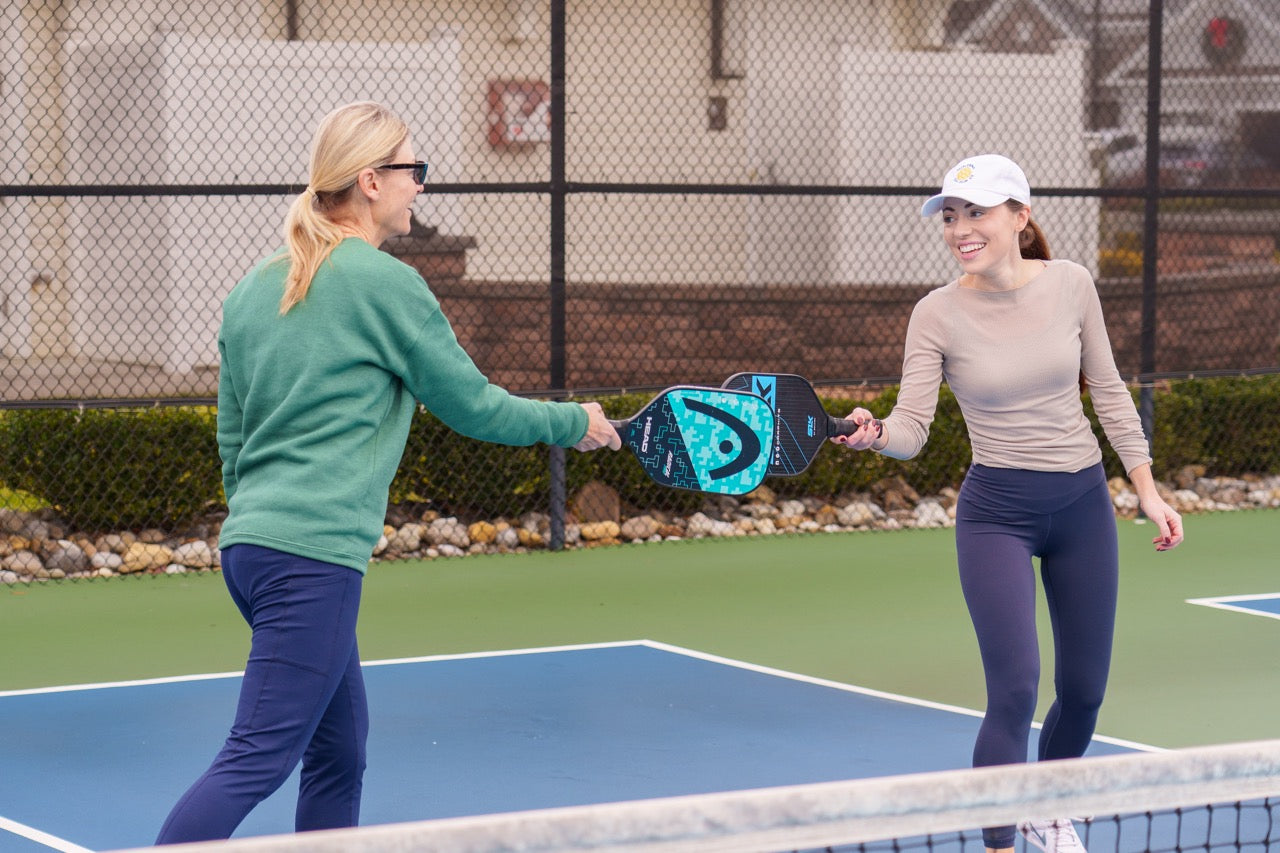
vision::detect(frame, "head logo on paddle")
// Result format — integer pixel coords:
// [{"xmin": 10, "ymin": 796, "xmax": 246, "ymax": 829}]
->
[{"xmin": 609, "ymin": 387, "xmax": 774, "ymax": 495}]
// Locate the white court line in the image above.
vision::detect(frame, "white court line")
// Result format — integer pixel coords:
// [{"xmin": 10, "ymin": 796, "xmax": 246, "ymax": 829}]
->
[
  {"xmin": 0, "ymin": 814, "xmax": 93, "ymax": 853},
  {"xmin": 1188, "ymin": 592, "xmax": 1280, "ymax": 622},
  {"xmin": 1, "ymin": 638, "xmax": 1162, "ymax": 756},
  {"xmin": 0, "ymin": 641, "xmax": 642, "ymax": 698},
  {"xmin": 360, "ymin": 639, "xmax": 645, "ymax": 668},
  {"xmin": 0, "ymin": 670, "xmax": 246, "ymax": 698},
  {"xmin": 638, "ymin": 639, "xmax": 1164, "ymax": 754}
]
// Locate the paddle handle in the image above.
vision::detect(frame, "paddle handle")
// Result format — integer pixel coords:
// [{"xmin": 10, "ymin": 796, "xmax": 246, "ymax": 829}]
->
[{"xmin": 829, "ymin": 415, "xmax": 883, "ymax": 439}]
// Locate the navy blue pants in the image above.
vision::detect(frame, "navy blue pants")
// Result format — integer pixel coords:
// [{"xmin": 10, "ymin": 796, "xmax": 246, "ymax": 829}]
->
[
  {"xmin": 156, "ymin": 545, "xmax": 368, "ymax": 843},
  {"xmin": 955, "ymin": 463, "xmax": 1118, "ymax": 849}
]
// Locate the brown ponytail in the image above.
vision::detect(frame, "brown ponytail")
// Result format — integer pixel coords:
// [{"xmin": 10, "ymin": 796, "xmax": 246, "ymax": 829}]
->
[
  {"xmin": 1005, "ymin": 200, "xmax": 1051, "ymax": 261},
  {"xmin": 1019, "ymin": 218, "xmax": 1051, "ymax": 260}
]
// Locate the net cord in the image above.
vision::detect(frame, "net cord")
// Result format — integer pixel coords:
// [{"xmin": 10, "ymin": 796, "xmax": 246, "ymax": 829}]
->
[{"xmin": 108, "ymin": 738, "xmax": 1280, "ymax": 853}]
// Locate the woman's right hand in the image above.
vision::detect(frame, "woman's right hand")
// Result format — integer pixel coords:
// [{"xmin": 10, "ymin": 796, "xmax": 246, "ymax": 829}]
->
[
  {"xmin": 829, "ymin": 407, "xmax": 884, "ymax": 451},
  {"xmin": 573, "ymin": 402, "xmax": 622, "ymax": 451}
]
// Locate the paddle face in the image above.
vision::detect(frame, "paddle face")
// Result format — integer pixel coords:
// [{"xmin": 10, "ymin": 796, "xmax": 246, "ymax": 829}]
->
[
  {"xmin": 722, "ymin": 372, "xmax": 843, "ymax": 476},
  {"xmin": 613, "ymin": 387, "xmax": 774, "ymax": 495}
]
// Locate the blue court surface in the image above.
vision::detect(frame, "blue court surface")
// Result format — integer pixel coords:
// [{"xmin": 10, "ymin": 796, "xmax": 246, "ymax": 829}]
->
[{"xmin": 0, "ymin": 641, "xmax": 1149, "ymax": 852}]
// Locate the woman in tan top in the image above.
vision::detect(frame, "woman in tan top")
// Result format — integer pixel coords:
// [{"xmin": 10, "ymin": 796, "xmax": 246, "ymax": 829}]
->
[{"xmin": 833, "ymin": 155, "xmax": 1183, "ymax": 853}]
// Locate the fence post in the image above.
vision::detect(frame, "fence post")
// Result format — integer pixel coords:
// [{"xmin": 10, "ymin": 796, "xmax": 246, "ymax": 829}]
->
[
  {"xmin": 1138, "ymin": 0, "xmax": 1164, "ymax": 452},
  {"xmin": 549, "ymin": 445, "xmax": 567, "ymax": 549},
  {"xmin": 548, "ymin": 0, "xmax": 569, "ymax": 550}
]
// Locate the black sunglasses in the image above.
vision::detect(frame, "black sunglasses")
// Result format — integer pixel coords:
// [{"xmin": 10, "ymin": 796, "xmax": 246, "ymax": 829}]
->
[{"xmin": 378, "ymin": 160, "xmax": 428, "ymax": 184}]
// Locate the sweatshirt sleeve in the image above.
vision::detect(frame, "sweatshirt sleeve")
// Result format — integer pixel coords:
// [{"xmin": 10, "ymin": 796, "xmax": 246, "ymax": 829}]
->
[{"xmin": 379, "ymin": 267, "xmax": 588, "ymax": 448}]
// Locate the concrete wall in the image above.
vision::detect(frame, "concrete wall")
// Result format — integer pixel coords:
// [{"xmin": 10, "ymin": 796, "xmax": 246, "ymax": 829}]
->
[
  {"xmin": 838, "ymin": 40, "xmax": 1099, "ymax": 286},
  {"xmin": 61, "ymin": 31, "xmax": 463, "ymax": 371},
  {"xmin": 1, "ymin": 22, "xmax": 35, "ymax": 358},
  {"xmin": 14, "ymin": 0, "xmax": 1104, "ymax": 375}
]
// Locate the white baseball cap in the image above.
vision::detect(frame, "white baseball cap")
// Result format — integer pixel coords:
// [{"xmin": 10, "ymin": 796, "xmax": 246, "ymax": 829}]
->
[{"xmin": 920, "ymin": 154, "xmax": 1031, "ymax": 217}]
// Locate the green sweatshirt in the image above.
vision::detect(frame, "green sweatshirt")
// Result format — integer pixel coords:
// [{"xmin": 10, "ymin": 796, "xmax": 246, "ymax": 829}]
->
[{"xmin": 216, "ymin": 238, "xmax": 587, "ymax": 572}]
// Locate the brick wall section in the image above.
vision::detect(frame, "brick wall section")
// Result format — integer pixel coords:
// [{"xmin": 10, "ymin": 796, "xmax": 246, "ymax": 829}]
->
[
  {"xmin": 1097, "ymin": 267, "xmax": 1280, "ymax": 375},
  {"xmin": 426, "ymin": 271, "xmax": 1280, "ymax": 393},
  {"xmin": 429, "ymin": 279, "xmax": 927, "ymax": 392}
]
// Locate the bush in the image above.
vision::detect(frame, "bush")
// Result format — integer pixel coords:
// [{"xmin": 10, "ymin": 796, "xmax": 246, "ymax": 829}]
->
[
  {"xmin": 1171, "ymin": 375, "xmax": 1280, "ymax": 476},
  {"xmin": 2, "ymin": 376, "xmax": 1277, "ymax": 533},
  {"xmin": 765, "ymin": 391, "xmax": 891, "ymax": 499},
  {"xmin": 392, "ymin": 393, "xmax": 710, "ymax": 518},
  {"xmin": 765, "ymin": 385, "xmax": 972, "ymax": 500},
  {"xmin": 392, "ymin": 407, "xmax": 554, "ymax": 518},
  {"xmin": 879, "ymin": 384, "xmax": 974, "ymax": 496},
  {"xmin": 566, "ymin": 392, "xmax": 705, "ymax": 514},
  {"xmin": 0, "ymin": 407, "xmax": 221, "ymax": 531},
  {"xmin": 1089, "ymin": 377, "xmax": 1280, "ymax": 481}
]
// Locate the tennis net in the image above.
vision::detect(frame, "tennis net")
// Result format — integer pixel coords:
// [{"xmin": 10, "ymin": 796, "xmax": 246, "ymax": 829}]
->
[{"xmin": 112, "ymin": 738, "xmax": 1280, "ymax": 852}]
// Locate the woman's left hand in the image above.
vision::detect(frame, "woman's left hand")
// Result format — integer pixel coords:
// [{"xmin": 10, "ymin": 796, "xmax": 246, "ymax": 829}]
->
[{"xmin": 1140, "ymin": 494, "xmax": 1184, "ymax": 552}]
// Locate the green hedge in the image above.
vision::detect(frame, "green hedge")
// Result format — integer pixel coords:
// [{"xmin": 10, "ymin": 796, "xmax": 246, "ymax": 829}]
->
[
  {"xmin": 1159, "ymin": 376, "xmax": 1280, "ymax": 477},
  {"xmin": 391, "ymin": 392, "xmax": 707, "ymax": 516},
  {"xmin": 743, "ymin": 384, "xmax": 971, "ymax": 499},
  {"xmin": 398, "ymin": 376, "xmax": 1280, "ymax": 511},
  {"xmin": 1, "ymin": 375, "xmax": 1278, "ymax": 531},
  {"xmin": 0, "ymin": 407, "xmax": 221, "ymax": 531}
]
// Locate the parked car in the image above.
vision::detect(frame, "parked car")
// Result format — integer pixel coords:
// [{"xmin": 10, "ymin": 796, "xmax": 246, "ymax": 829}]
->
[{"xmin": 1104, "ymin": 140, "xmax": 1271, "ymax": 188}]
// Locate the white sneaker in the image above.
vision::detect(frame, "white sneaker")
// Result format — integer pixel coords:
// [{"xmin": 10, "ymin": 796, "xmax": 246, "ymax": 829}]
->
[{"xmin": 1017, "ymin": 818, "xmax": 1087, "ymax": 853}]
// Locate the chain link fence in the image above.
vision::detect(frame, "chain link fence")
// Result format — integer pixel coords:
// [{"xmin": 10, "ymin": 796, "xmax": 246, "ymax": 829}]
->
[{"xmin": 2, "ymin": 0, "xmax": 1278, "ymax": 580}]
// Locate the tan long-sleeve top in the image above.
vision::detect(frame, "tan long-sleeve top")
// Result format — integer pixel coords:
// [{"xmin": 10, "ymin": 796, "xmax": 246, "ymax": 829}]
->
[{"xmin": 878, "ymin": 259, "xmax": 1152, "ymax": 474}]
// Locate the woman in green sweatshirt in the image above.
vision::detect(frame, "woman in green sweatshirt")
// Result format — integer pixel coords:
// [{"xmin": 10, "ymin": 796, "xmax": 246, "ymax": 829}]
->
[{"xmin": 156, "ymin": 101, "xmax": 619, "ymax": 843}]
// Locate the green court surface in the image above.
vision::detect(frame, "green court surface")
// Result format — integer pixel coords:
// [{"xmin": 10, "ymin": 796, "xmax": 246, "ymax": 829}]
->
[{"xmin": 3, "ymin": 510, "xmax": 1275, "ymax": 749}]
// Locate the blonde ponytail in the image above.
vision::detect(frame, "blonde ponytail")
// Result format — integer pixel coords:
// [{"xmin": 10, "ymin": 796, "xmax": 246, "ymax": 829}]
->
[
  {"xmin": 279, "ymin": 189, "xmax": 347, "ymax": 313},
  {"xmin": 277, "ymin": 102, "xmax": 409, "ymax": 314}
]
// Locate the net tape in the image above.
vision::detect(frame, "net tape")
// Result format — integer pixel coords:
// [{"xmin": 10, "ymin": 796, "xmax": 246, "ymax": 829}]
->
[{"xmin": 111, "ymin": 739, "xmax": 1280, "ymax": 853}]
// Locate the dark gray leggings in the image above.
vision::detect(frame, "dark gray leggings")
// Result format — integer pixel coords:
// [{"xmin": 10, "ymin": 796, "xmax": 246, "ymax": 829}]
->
[{"xmin": 955, "ymin": 463, "xmax": 1119, "ymax": 849}]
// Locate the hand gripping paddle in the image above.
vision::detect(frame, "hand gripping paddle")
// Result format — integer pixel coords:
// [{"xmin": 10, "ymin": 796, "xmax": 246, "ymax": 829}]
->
[
  {"xmin": 721, "ymin": 372, "xmax": 882, "ymax": 476},
  {"xmin": 608, "ymin": 386, "xmax": 775, "ymax": 495}
]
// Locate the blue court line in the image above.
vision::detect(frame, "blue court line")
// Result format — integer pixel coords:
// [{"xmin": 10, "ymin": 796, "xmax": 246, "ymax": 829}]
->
[
  {"xmin": 1186, "ymin": 593, "xmax": 1280, "ymax": 620},
  {"xmin": 0, "ymin": 641, "xmax": 1153, "ymax": 851}
]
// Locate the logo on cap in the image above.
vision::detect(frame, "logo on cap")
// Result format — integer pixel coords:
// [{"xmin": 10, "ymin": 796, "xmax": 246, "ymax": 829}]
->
[{"xmin": 954, "ymin": 165, "xmax": 976, "ymax": 183}]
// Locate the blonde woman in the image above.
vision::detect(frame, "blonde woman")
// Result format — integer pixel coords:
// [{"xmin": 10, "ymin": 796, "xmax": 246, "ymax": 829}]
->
[
  {"xmin": 833, "ymin": 155, "xmax": 1183, "ymax": 853},
  {"xmin": 156, "ymin": 102, "xmax": 618, "ymax": 843}
]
